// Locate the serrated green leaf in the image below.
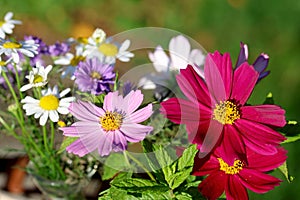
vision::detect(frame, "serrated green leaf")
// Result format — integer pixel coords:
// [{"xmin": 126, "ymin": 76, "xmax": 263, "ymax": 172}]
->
[
  {"xmin": 278, "ymin": 161, "xmax": 294, "ymax": 183},
  {"xmin": 142, "ymin": 191, "xmax": 173, "ymax": 199},
  {"xmin": 57, "ymin": 137, "xmax": 78, "ymax": 154},
  {"xmin": 175, "ymin": 192, "xmax": 193, "ymax": 200},
  {"xmin": 102, "ymin": 153, "xmax": 128, "ymax": 180},
  {"xmin": 112, "ymin": 178, "xmax": 169, "ymax": 193},
  {"xmin": 177, "ymin": 144, "xmax": 198, "ymax": 171}
]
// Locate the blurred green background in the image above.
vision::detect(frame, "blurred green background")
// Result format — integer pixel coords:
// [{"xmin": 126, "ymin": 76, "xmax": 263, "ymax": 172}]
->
[{"xmin": 1, "ymin": 0, "xmax": 299, "ymax": 199}]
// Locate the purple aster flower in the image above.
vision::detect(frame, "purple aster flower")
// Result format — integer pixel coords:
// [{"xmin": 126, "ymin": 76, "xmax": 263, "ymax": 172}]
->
[
  {"xmin": 24, "ymin": 35, "xmax": 48, "ymax": 66},
  {"xmin": 60, "ymin": 90, "xmax": 153, "ymax": 156},
  {"xmin": 74, "ymin": 58, "xmax": 115, "ymax": 95},
  {"xmin": 236, "ymin": 42, "xmax": 270, "ymax": 82},
  {"xmin": 48, "ymin": 41, "xmax": 70, "ymax": 57},
  {"xmin": 122, "ymin": 80, "xmax": 137, "ymax": 96}
]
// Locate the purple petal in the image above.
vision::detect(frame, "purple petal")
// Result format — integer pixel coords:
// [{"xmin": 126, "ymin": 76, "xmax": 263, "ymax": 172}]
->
[
  {"xmin": 66, "ymin": 139, "xmax": 92, "ymax": 157},
  {"xmin": 235, "ymin": 42, "xmax": 248, "ymax": 68},
  {"xmin": 123, "ymin": 90, "xmax": 144, "ymax": 114},
  {"xmin": 125, "ymin": 104, "xmax": 153, "ymax": 123},
  {"xmin": 120, "ymin": 123, "xmax": 153, "ymax": 143},
  {"xmin": 253, "ymin": 53, "xmax": 269, "ymax": 73}
]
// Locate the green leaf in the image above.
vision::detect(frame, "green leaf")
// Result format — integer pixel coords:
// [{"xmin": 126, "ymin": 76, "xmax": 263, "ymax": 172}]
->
[
  {"xmin": 278, "ymin": 161, "xmax": 294, "ymax": 183},
  {"xmin": 263, "ymin": 92, "xmax": 274, "ymax": 104},
  {"xmin": 112, "ymin": 178, "xmax": 169, "ymax": 193},
  {"xmin": 57, "ymin": 137, "xmax": 78, "ymax": 154},
  {"xmin": 279, "ymin": 120, "xmax": 300, "ymax": 144},
  {"xmin": 101, "ymin": 153, "xmax": 128, "ymax": 180},
  {"xmin": 175, "ymin": 192, "xmax": 193, "ymax": 200}
]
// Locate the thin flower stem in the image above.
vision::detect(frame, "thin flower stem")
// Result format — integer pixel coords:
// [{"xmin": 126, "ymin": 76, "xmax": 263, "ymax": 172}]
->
[
  {"xmin": 13, "ymin": 64, "xmax": 23, "ymax": 100},
  {"xmin": 123, "ymin": 151, "xmax": 131, "ymax": 168},
  {"xmin": 50, "ymin": 121, "xmax": 55, "ymax": 149},
  {"xmin": 0, "ymin": 115, "xmax": 20, "ymax": 139},
  {"xmin": 42, "ymin": 125, "xmax": 50, "ymax": 153},
  {"xmin": 125, "ymin": 151, "xmax": 156, "ymax": 181}
]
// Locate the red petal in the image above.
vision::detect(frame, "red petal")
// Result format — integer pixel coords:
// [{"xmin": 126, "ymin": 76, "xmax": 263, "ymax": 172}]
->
[
  {"xmin": 230, "ymin": 63, "xmax": 258, "ymax": 105},
  {"xmin": 247, "ymin": 147, "xmax": 287, "ymax": 172},
  {"xmin": 204, "ymin": 53, "xmax": 228, "ymax": 102},
  {"xmin": 241, "ymin": 105, "xmax": 286, "ymax": 127},
  {"xmin": 198, "ymin": 171, "xmax": 226, "ymax": 200},
  {"xmin": 239, "ymin": 168, "xmax": 281, "ymax": 193},
  {"xmin": 218, "ymin": 125, "xmax": 246, "ymax": 165},
  {"xmin": 225, "ymin": 176, "xmax": 249, "ymax": 200},
  {"xmin": 193, "ymin": 154, "xmax": 219, "ymax": 176},
  {"xmin": 235, "ymin": 119, "xmax": 285, "ymax": 155},
  {"xmin": 209, "ymin": 51, "xmax": 233, "ymax": 99},
  {"xmin": 177, "ymin": 65, "xmax": 213, "ymax": 107}
]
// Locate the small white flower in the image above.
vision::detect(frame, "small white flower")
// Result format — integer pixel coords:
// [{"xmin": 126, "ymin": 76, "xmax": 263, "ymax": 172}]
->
[
  {"xmin": 0, "ymin": 12, "xmax": 21, "ymax": 39},
  {"xmin": 21, "ymin": 85, "xmax": 75, "ymax": 126},
  {"xmin": 20, "ymin": 63, "xmax": 52, "ymax": 92},
  {"xmin": 0, "ymin": 38, "xmax": 39, "ymax": 63},
  {"xmin": 85, "ymin": 38, "xmax": 134, "ymax": 64},
  {"xmin": 54, "ymin": 46, "xmax": 85, "ymax": 80},
  {"xmin": 0, "ymin": 57, "xmax": 12, "ymax": 74},
  {"xmin": 87, "ymin": 28, "xmax": 106, "ymax": 46}
]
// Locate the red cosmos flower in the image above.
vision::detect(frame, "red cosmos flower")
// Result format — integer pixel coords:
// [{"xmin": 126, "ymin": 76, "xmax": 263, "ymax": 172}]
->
[
  {"xmin": 160, "ymin": 51, "xmax": 286, "ymax": 159},
  {"xmin": 192, "ymin": 147, "xmax": 287, "ymax": 200}
]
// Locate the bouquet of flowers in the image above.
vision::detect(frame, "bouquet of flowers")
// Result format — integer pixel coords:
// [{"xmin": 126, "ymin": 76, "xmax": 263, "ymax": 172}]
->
[{"xmin": 0, "ymin": 11, "xmax": 298, "ymax": 200}]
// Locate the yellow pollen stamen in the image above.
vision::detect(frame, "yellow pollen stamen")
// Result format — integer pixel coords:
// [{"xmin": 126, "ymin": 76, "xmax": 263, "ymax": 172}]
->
[
  {"xmin": 90, "ymin": 71, "xmax": 101, "ymax": 79},
  {"xmin": 70, "ymin": 55, "xmax": 85, "ymax": 66},
  {"xmin": 3, "ymin": 41, "xmax": 22, "ymax": 49},
  {"xmin": 100, "ymin": 111, "xmax": 123, "ymax": 131},
  {"xmin": 33, "ymin": 75, "xmax": 44, "ymax": 83},
  {"xmin": 39, "ymin": 95, "xmax": 59, "ymax": 110},
  {"xmin": 213, "ymin": 100, "xmax": 240, "ymax": 125},
  {"xmin": 218, "ymin": 158, "xmax": 244, "ymax": 175},
  {"xmin": 0, "ymin": 61, "xmax": 6, "ymax": 66},
  {"xmin": 57, "ymin": 120, "xmax": 66, "ymax": 127},
  {"xmin": 98, "ymin": 43, "xmax": 118, "ymax": 56}
]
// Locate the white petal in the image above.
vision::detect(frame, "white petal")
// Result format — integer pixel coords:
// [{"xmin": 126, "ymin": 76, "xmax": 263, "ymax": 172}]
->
[
  {"xmin": 57, "ymin": 106, "xmax": 69, "ymax": 114},
  {"xmin": 169, "ymin": 35, "xmax": 191, "ymax": 70},
  {"xmin": 49, "ymin": 110, "xmax": 59, "ymax": 122},
  {"xmin": 20, "ymin": 84, "xmax": 33, "ymax": 92},
  {"xmin": 39, "ymin": 111, "xmax": 49, "ymax": 126},
  {"xmin": 59, "ymin": 88, "xmax": 71, "ymax": 97},
  {"xmin": 119, "ymin": 40, "xmax": 130, "ymax": 52}
]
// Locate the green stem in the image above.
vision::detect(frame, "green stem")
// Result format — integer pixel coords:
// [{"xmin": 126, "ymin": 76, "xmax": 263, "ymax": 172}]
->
[
  {"xmin": 42, "ymin": 125, "xmax": 50, "ymax": 153},
  {"xmin": 125, "ymin": 151, "xmax": 155, "ymax": 181},
  {"xmin": 50, "ymin": 121, "xmax": 55, "ymax": 149},
  {"xmin": 13, "ymin": 64, "xmax": 23, "ymax": 100}
]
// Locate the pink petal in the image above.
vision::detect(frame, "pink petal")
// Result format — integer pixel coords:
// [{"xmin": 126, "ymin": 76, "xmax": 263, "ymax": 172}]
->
[
  {"xmin": 241, "ymin": 105, "xmax": 286, "ymax": 127},
  {"xmin": 111, "ymin": 131, "xmax": 128, "ymax": 152},
  {"xmin": 198, "ymin": 120, "xmax": 224, "ymax": 157},
  {"xmin": 97, "ymin": 132, "xmax": 114, "ymax": 156},
  {"xmin": 209, "ymin": 51, "xmax": 233, "ymax": 99},
  {"xmin": 120, "ymin": 123, "xmax": 153, "ymax": 143},
  {"xmin": 69, "ymin": 101, "xmax": 103, "ymax": 122},
  {"xmin": 225, "ymin": 176, "xmax": 248, "ymax": 200},
  {"xmin": 230, "ymin": 63, "xmax": 258, "ymax": 105},
  {"xmin": 235, "ymin": 119, "xmax": 285, "ymax": 155},
  {"xmin": 60, "ymin": 121, "xmax": 101, "ymax": 137},
  {"xmin": 247, "ymin": 147, "xmax": 287, "ymax": 172},
  {"xmin": 218, "ymin": 125, "xmax": 246, "ymax": 165},
  {"xmin": 123, "ymin": 90, "xmax": 144, "ymax": 114},
  {"xmin": 125, "ymin": 104, "xmax": 153, "ymax": 123},
  {"xmin": 198, "ymin": 171, "xmax": 226, "ymax": 200},
  {"xmin": 239, "ymin": 168, "xmax": 281, "ymax": 193},
  {"xmin": 204, "ymin": 53, "xmax": 227, "ymax": 102},
  {"xmin": 176, "ymin": 65, "xmax": 213, "ymax": 107},
  {"xmin": 103, "ymin": 91, "xmax": 118, "ymax": 111},
  {"xmin": 66, "ymin": 139, "xmax": 94, "ymax": 157}
]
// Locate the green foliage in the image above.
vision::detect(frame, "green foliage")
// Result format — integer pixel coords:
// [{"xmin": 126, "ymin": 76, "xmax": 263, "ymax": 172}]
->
[
  {"xmin": 278, "ymin": 161, "xmax": 294, "ymax": 183},
  {"xmin": 279, "ymin": 121, "xmax": 300, "ymax": 144},
  {"xmin": 101, "ymin": 153, "xmax": 127, "ymax": 181},
  {"xmin": 57, "ymin": 137, "xmax": 78, "ymax": 154}
]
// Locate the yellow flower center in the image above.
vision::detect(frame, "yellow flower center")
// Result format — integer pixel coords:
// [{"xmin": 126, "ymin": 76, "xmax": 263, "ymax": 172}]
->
[
  {"xmin": 90, "ymin": 71, "xmax": 101, "ymax": 79},
  {"xmin": 33, "ymin": 75, "xmax": 44, "ymax": 83},
  {"xmin": 70, "ymin": 55, "xmax": 85, "ymax": 66},
  {"xmin": 218, "ymin": 158, "xmax": 243, "ymax": 175},
  {"xmin": 0, "ymin": 61, "xmax": 6, "ymax": 66},
  {"xmin": 98, "ymin": 43, "xmax": 118, "ymax": 56},
  {"xmin": 39, "ymin": 95, "xmax": 59, "ymax": 111},
  {"xmin": 213, "ymin": 101, "xmax": 240, "ymax": 125},
  {"xmin": 77, "ymin": 37, "xmax": 88, "ymax": 44},
  {"xmin": 0, "ymin": 21, "xmax": 4, "ymax": 27},
  {"xmin": 57, "ymin": 120, "xmax": 66, "ymax": 127},
  {"xmin": 100, "ymin": 111, "xmax": 123, "ymax": 131},
  {"xmin": 3, "ymin": 41, "xmax": 22, "ymax": 49}
]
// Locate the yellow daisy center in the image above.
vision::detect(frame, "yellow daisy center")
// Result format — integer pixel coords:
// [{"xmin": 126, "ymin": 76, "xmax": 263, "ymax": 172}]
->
[
  {"xmin": 39, "ymin": 95, "xmax": 59, "ymax": 111},
  {"xmin": 0, "ymin": 61, "xmax": 6, "ymax": 66},
  {"xmin": 90, "ymin": 71, "xmax": 101, "ymax": 79},
  {"xmin": 70, "ymin": 55, "xmax": 85, "ymax": 66},
  {"xmin": 218, "ymin": 158, "xmax": 244, "ymax": 175},
  {"xmin": 0, "ymin": 21, "xmax": 4, "ymax": 27},
  {"xmin": 77, "ymin": 37, "xmax": 88, "ymax": 44},
  {"xmin": 3, "ymin": 41, "xmax": 22, "ymax": 49},
  {"xmin": 33, "ymin": 75, "xmax": 44, "ymax": 83},
  {"xmin": 98, "ymin": 43, "xmax": 118, "ymax": 56},
  {"xmin": 100, "ymin": 111, "xmax": 123, "ymax": 131},
  {"xmin": 213, "ymin": 100, "xmax": 240, "ymax": 125}
]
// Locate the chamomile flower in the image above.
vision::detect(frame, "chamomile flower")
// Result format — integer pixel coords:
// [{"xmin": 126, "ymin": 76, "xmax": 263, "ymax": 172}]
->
[
  {"xmin": 54, "ymin": 46, "xmax": 85, "ymax": 80},
  {"xmin": 20, "ymin": 63, "xmax": 52, "ymax": 92},
  {"xmin": 86, "ymin": 38, "xmax": 134, "ymax": 64},
  {"xmin": 0, "ymin": 12, "xmax": 21, "ymax": 39},
  {"xmin": 21, "ymin": 86, "xmax": 75, "ymax": 126},
  {"xmin": 0, "ymin": 56, "xmax": 11, "ymax": 74},
  {"xmin": 0, "ymin": 38, "xmax": 39, "ymax": 63},
  {"xmin": 86, "ymin": 28, "xmax": 106, "ymax": 46}
]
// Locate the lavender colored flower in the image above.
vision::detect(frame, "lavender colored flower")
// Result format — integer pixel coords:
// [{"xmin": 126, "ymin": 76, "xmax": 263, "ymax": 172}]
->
[
  {"xmin": 48, "ymin": 41, "xmax": 70, "ymax": 57},
  {"xmin": 122, "ymin": 80, "xmax": 137, "ymax": 96},
  {"xmin": 24, "ymin": 35, "xmax": 48, "ymax": 66},
  {"xmin": 236, "ymin": 42, "xmax": 270, "ymax": 82},
  {"xmin": 60, "ymin": 90, "xmax": 153, "ymax": 156},
  {"xmin": 74, "ymin": 58, "xmax": 115, "ymax": 95}
]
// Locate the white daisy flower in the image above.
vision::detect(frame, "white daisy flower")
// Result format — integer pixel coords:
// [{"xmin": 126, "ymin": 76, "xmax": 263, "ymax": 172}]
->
[
  {"xmin": 20, "ymin": 63, "xmax": 52, "ymax": 92},
  {"xmin": 54, "ymin": 46, "xmax": 85, "ymax": 80},
  {"xmin": 86, "ymin": 28, "xmax": 106, "ymax": 46},
  {"xmin": 0, "ymin": 38, "xmax": 39, "ymax": 63},
  {"xmin": 85, "ymin": 38, "xmax": 134, "ymax": 64},
  {"xmin": 0, "ymin": 57, "xmax": 12, "ymax": 74},
  {"xmin": 21, "ymin": 86, "xmax": 75, "ymax": 126},
  {"xmin": 0, "ymin": 12, "xmax": 21, "ymax": 39}
]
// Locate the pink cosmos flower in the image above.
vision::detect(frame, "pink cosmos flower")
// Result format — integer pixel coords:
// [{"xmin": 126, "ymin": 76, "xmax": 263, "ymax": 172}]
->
[
  {"xmin": 160, "ymin": 51, "xmax": 286, "ymax": 159},
  {"xmin": 192, "ymin": 147, "xmax": 287, "ymax": 200},
  {"xmin": 60, "ymin": 90, "xmax": 153, "ymax": 156}
]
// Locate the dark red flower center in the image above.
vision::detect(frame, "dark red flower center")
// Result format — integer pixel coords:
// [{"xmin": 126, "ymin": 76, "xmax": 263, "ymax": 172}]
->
[{"xmin": 213, "ymin": 100, "xmax": 240, "ymax": 125}]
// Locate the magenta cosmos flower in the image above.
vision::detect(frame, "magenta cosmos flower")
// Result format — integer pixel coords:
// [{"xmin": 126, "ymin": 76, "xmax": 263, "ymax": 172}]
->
[
  {"xmin": 160, "ymin": 51, "xmax": 286, "ymax": 158},
  {"xmin": 192, "ymin": 147, "xmax": 287, "ymax": 200},
  {"xmin": 60, "ymin": 90, "xmax": 153, "ymax": 156}
]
